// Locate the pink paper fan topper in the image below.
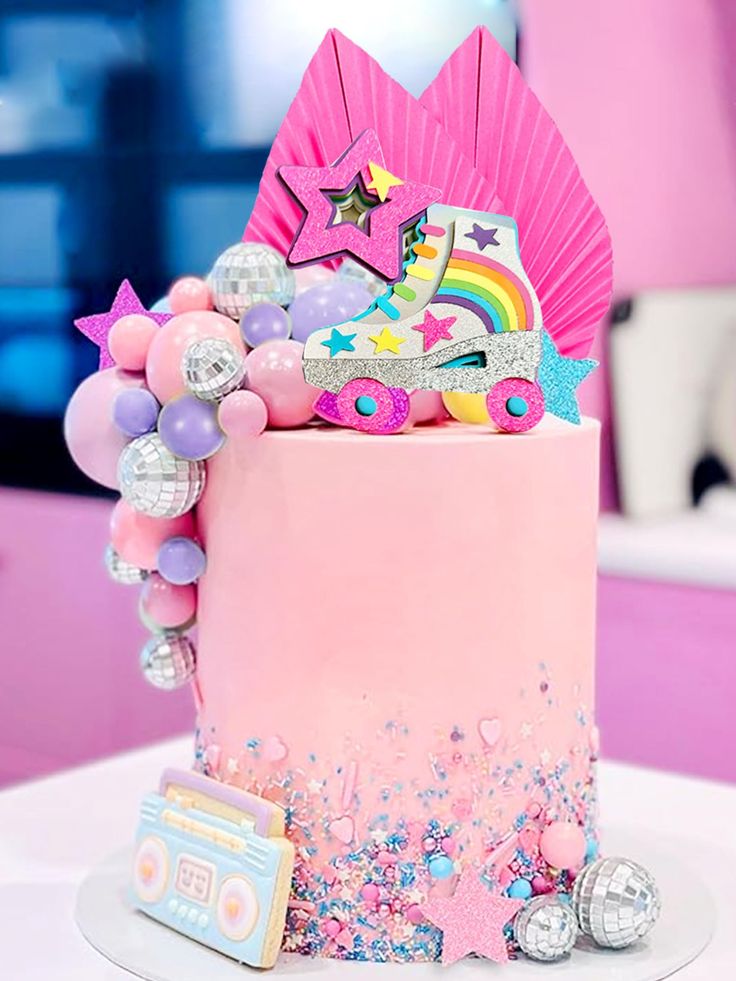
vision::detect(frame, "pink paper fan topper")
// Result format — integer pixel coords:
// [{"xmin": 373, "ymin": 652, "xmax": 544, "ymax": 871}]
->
[{"xmin": 278, "ymin": 129, "xmax": 441, "ymax": 282}]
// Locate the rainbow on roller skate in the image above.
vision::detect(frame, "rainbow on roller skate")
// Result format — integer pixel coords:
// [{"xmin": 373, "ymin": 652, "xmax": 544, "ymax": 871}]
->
[{"xmin": 303, "ymin": 204, "xmax": 545, "ymax": 435}]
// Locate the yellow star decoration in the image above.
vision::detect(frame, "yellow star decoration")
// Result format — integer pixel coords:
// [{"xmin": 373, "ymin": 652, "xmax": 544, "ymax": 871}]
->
[
  {"xmin": 369, "ymin": 326, "xmax": 406, "ymax": 355},
  {"xmin": 366, "ymin": 161, "xmax": 404, "ymax": 202}
]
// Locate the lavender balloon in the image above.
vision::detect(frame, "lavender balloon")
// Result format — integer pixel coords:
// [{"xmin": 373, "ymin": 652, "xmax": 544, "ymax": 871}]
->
[
  {"xmin": 158, "ymin": 394, "xmax": 225, "ymax": 461},
  {"xmin": 158, "ymin": 536, "xmax": 206, "ymax": 585},
  {"xmin": 288, "ymin": 281, "xmax": 374, "ymax": 343},
  {"xmin": 112, "ymin": 388, "xmax": 160, "ymax": 437},
  {"xmin": 240, "ymin": 302, "xmax": 292, "ymax": 348}
]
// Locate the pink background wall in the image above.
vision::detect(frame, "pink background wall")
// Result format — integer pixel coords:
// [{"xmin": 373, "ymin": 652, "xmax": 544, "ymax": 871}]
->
[{"xmin": 520, "ymin": 0, "xmax": 736, "ymax": 507}]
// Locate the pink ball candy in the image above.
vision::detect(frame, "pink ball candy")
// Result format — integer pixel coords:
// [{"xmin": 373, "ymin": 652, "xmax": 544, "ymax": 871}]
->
[
  {"xmin": 539, "ymin": 821, "xmax": 586, "ymax": 870},
  {"xmin": 140, "ymin": 574, "xmax": 196, "ymax": 629},
  {"xmin": 110, "ymin": 499, "xmax": 195, "ymax": 570},
  {"xmin": 360, "ymin": 883, "xmax": 379, "ymax": 903},
  {"xmin": 244, "ymin": 339, "xmax": 320, "ymax": 428},
  {"xmin": 168, "ymin": 276, "xmax": 213, "ymax": 314},
  {"xmin": 64, "ymin": 368, "xmax": 145, "ymax": 489},
  {"xmin": 218, "ymin": 390, "xmax": 268, "ymax": 438},
  {"xmin": 146, "ymin": 310, "xmax": 244, "ymax": 404},
  {"xmin": 108, "ymin": 314, "xmax": 158, "ymax": 371},
  {"xmin": 405, "ymin": 904, "xmax": 424, "ymax": 925},
  {"xmin": 324, "ymin": 918, "xmax": 341, "ymax": 938}
]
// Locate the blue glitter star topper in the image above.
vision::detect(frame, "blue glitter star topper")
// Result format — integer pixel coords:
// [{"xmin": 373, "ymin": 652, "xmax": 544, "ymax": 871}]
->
[{"xmin": 538, "ymin": 330, "xmax": 598, "ymax": 425}]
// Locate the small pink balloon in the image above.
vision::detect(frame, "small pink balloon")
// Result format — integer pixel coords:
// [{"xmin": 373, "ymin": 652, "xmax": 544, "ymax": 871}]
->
[
  {"xmin": 64, "ymin": 368, "xmax": 145, "ymax": 489},
  {"xmin": 110, "ymin": 499, "xmax": 195, "ymax": 570},
  {"xmin": 539, "ymin": 821, "xmax": 586, "ymax": 870},
  {"xmin": 293, "ymin": 264, "xmax": 335, "ymax": 294},
  {"xmin": 218, "ymin": 389, "xmax": 268, "ymax": 437},
  {"xmin": 146, "ymin": 310, "xmax": 244, "ymax": 404},
  {"xmin": 408, "ymin": 390, "xmax": 448, "ymax": 426},
  {"xmin": 140, "ymin": 574, "xmax": 197, "ymax": 629},
  {"xmin": 108, "ymin": 314, "xmax": 158, "ymax": 371},
  {"xmin": 244, "ymin": 339, "xmax": 319, "ymax": 428},
  {"xmin": 168, "ymin": 276, "xmax": 213, "ymax": 314}
]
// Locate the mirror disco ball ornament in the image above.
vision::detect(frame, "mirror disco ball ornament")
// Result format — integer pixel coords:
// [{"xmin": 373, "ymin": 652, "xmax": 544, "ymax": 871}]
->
[
  {"xmin": 182, "ymin": 337, "xmax": 245, "ymax": 402},
  {"xmin": 118, "ymin": 433, "xmax": 205, "ymax": 518},
  {"xmin": 104, "ymin": 545, "xmax": 148, "ymax": 585},
  {"xmin": 572, "ymin": 857, "xmax": 661, "ymax": 949},
  {"xmin": 208, "ymin": 243, "xmax": 295, "ymax": 319},
  {"xmin": 140, "ymin": 633, "xmax": 197, "ymax": 690},
  {"xmin": 514, "ymin": 896, "xmax": 578, "ymax": 962}
]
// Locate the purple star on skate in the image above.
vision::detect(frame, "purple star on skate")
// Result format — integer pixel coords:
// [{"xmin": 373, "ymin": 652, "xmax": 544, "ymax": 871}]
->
[
  {"xmin": 74, "ymin": 280, "xmax": 172, "ymax": 370},
  {"xmin": 278, "ymin": 129, "xmax": 440, "ymax": 282},
  {"xmin": 465, "ymin": 223, "xmax": 500, "ymax": 250}
]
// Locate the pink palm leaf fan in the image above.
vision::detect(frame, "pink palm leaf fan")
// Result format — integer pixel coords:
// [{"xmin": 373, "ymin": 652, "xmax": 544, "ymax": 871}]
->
[
  {"xmin": 243, "ymin": 29, "xmax": 504, "ymax": 268},
  {"xmin": 420, "ymin": 26, "xmax": 613, "ymax": 359}
]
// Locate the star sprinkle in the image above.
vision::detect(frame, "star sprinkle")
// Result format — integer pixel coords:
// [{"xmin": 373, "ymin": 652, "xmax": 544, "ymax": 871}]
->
[
  {"xmin": 538, "ymin": 329, "xmax": 597, "ymax": 424},
  {"xmin": 421, "ymin": 867, "xmax": 524, "ymax": 965},
  {"xmin": 321, "ymin": 328, "xmax": 357, "ymax": 357},
  {"xmin": 74, "ymin": 279, "xmax": 171, "ymax": 370},
  {"xmin": 369, "ymin": 326, "xmax": 406, "ymax": 355},
  {"xmin": 411, "ymin": 309, "xmax": 457, "ymax": 351},
  {"xmin": 365, "ymin": 161, "xmax": 403, "ymax": 202},
  {"xmin": 278, "ymin": 129, "xmax": 440, "ymax": 281},
  {"xmin": 465, "ymin": 223, "xmax": 500, "ymax": 250}
]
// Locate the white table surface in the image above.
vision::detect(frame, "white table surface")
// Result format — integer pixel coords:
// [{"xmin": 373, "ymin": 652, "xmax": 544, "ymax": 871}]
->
[{"xmin": 0, "ymin": 738, "xmax": 732, "ymax": 980}]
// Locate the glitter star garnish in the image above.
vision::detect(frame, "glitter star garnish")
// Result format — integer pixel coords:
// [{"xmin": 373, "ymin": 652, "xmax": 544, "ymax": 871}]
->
[
  {"xmin": 74, "ymin": 279, "xmax": 171, "ymax": 370},
  {"xmin": 520, "ymin": 722, "xmax": 534, "ymax": 739},
  {"xmin": 538, "ymin": 329, "xmax": 597, "ymax": 424},
  {"xmin": 307, "ymin": 779, "xmax": 323, "ymax": 795},
  {"xmin": 540, "ymin": 748, "xmax": 552, "ymax": 766},
  {"xmin": 321, "ymin": 328, "xmax": 357, "ymax": 357},
  {"xmin": 278, "ymin": 129, "xmax": 440, "ymax": 281},
  {"xmin": 365, "ymin": 161, "xmax": 404, "ymax": 202},
  {"xmin": 421, "ymin": 867, "xmax": 524, "ymax": 965},
  {"xmin": 369, "ymin": 326, "xmax": 406, "ymax": 355},
  {"xmin": 225, "ymin": 757, "xmax": 239, "ymax": 776},
  {"xmin": 411, "ymin": 309, "xmax": 457, "ymax": 351},
  {"xmin": 465, "ymin": 223, "xmax": 500, "ymax": 250}
]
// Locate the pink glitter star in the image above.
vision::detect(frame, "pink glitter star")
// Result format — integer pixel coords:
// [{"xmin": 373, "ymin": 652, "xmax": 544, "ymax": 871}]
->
[
  {"xmin": 421, "ymin": 867, "xmax": 524, "ymax": 965},
  {"xmin": 278, "ymin": 129, "xmax": 440, "ymax": 282},
  {"xmin": 411, "ymin": 309, "xmax": 457, "ymax": 351},
  {"xmin": 74, "ymin": 280, "xmax": 172, "ymax": 370}
]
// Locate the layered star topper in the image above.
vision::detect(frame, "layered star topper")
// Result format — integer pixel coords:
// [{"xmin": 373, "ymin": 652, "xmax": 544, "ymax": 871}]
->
[{"xmin": 278, "ymin": 129, "xmax": 440, "ymax": 282}]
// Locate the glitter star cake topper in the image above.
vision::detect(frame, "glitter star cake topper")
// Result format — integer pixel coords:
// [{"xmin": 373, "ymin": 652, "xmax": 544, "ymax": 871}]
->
[{"xmin": 278, "ymin": 129, "xmax": 441, "ymax": 282}]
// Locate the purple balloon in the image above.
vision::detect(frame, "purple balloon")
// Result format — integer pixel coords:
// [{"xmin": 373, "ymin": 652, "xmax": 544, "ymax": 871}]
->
[
  {"xmin": 158, "ymin": 394, "xmax": 225, "ymax": 460},
  {"xmin": 157, "ymin": 536, "xmax": 206, "ymax": 584},
  {"xmin": 241, "ymin": 302, "xmax": 291, "ymax": 348},
  {"xmin": 288, "ymin": 281, "xmax": 374, "ymax": 343},
  {"xmin": 112, "ymin": 388, "xmax": 159, "ymax": 437}
]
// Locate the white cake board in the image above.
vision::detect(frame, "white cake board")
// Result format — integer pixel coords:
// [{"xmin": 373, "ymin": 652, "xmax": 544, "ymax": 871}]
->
[{"xmin": 75, "ymin": 827, "xmax": 713, "ymax": 980}]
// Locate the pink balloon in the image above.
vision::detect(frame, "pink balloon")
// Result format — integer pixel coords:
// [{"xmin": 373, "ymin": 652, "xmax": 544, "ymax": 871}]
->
[
  {"xmin": 110, "ymin": 499, "xmax": 195, "ymax": 570},
  {"xmin": 293, "ymin": 264, "xmax": 335, "ymax": 294},
  {"xmin": 244, "ymin": 339, "xmax": 319, "ymax": 428},
  {"xmin": 168, "ymin": 276, "xmax": 213, "ymax": 314},
  {"xmin": 407, "ymin": 390, "xmax": 448, "ymax": 426},
  {"xmin": 218, "ymin": 389, "xmax": 268, "ymax": 438},
  {"xmin": 146, "ymin": 310, "xmax": 244, "ymax": 404},
  {"xmin": 108, "ymin": 314, "xmax": 158, "ymax": 371},
  {"xmin": 64, "ymin": 368, "xmax": 145, "ymax": 489},
  {"xmin": 539, "ymin": 822, "xmax": 586, "ymax": 870},
  {"xmin": 140, "ymin": 574, "xmax": 197, "ymax": 629}
]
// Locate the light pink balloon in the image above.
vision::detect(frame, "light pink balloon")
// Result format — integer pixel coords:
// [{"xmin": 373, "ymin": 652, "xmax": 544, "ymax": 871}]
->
[
  {"xmin": 218, "ymin": 389, "xmax": 268, "ymax": 438},
  {"xmin": 110, "ymin": 499, "xmax": 195, "ymax": 570},
  {"xmin": 168, "ymin": 276, "xmax": 213, "ymax": 314},
  {"xmin": 140, "ymin": 574, "xmax": 197, "ymax": 629},
  {"xmin": 146, "ymin": 310, "xmax": 244, "ymax": 404},
  {"xmin": 407, "ymin": 390, "xmax": 449, "ymax": 426},
  {"xmin": 108, "ymin": 314, "xmax": 158, "ymax": 371},
  {"xmin": 293, "ymin": 263, "xmax": 335, "ymax": 294},
  {"xmin": 244, "ymin": 339, "xmax": 320, "ymax": 428},
  {"xmin": 64, "ymin": 368, "xmax": 145, "ymax": 489}
]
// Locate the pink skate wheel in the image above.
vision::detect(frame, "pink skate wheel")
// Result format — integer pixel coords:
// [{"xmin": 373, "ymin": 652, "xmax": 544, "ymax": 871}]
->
[
  {"xmin": 336, "ymin": 378, "xmax": 409, "ymax": 435},
  {"xmin": 487, "ymin": 378, "xmax": 544, "ymax": 433}
]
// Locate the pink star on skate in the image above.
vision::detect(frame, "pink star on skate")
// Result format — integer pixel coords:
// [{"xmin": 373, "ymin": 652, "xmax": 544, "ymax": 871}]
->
[
  {"xmin": 421, "ymin": 867, "xmax": 524, "ymax": 965},
  {"xmin": 74, "ymin": 280, "xmax": 172, "ymax": 370},
  {"xmin": 411, "ymin": 309, "xmax": 457, "ymax": 351},
  {"xmin": 278, "ymin": 129, "xmax": 440, "ymax": 281}
]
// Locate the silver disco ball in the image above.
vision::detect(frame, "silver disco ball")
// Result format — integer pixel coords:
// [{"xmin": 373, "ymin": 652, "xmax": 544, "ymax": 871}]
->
[
  {"xmin": 208, "ymin": 242, "xmax": 295, "ymax": 319},
  {"xmin": 104, "ymin": 545, "xmax": 148, "ymax": 585},
  {"xmin": 140, "ymin": 633, "xmax": 197, "ymax": 690},
  {"xmin": 337, "ymin": 257, "xmax": 385, "ymax": 297},
  {"xmin": 572, "ymin": 857, "xmax": 661, "ymax": 949},
  {"xmin": 514, "ymin": 896, "xmax": 578, "ymax": 962},
  {"xmin": 182, "ymin": 337, "xmax": 245, "ymax": 402},
  {"xmin": 118, "ymin": 433, "xmax": 205, "ymax": 518}
]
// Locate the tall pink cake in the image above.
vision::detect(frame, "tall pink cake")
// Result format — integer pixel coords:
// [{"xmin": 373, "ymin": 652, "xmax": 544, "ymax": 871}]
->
[{"xmin": 194, "ymin": 417, "xmax": 600, "ymax": 959}]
